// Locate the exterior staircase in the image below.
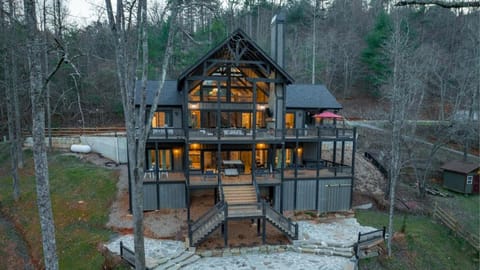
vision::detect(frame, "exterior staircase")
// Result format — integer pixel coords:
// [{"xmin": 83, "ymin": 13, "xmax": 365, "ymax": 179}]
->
[
  {"xmin": 264, "ymin": 203, "xmax": 298, "ymax": 240},
  {"xmin": 188, "ymin": 183, "xmax": 298, "ymax": 247},
  {"xmin": 223, "ymin": 185, "xmax": 262, "ymax": 218},
  {"xmin": 189, "ymin": 202, "xmax": 226, "ymax": 247}
]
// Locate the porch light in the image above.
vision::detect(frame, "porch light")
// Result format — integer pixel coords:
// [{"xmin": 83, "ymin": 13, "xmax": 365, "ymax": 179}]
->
[
  {"xmin": 188, "ymin": 103, "xmax": 199, "ymax": 109},
  {"xmin": 174, "ymin": 148, "xmax": 181, "ymax": 155},
  {"xmin": 257, "ymin": 143, "xmax": 267, "ymax": 149},
  {"xmin": 297, "ymin": 148, "xmax": 303, "ymax": 153},
  {"xmin": 257, "ymin": 104, "xmax": 266, "ymax": 111},
  {"xmin": 190, "ymin": 143, "xmax": 200, "ymax": 149}
]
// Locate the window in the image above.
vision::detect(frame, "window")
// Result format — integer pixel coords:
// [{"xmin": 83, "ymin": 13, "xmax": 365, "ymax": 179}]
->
[
  {"xmin": 152, "ymin": 111, "xmax": 172, "ymax": 127},
  {"xmin": 285, "ymin": 112, "xmax": 295, "ymax": 129},
  {"xmin": 189, "ymin": 150, "xmax": 201, "ymax": 170},
  {"xmin": 148, "ymin": 149, "xmax": 172, "ymax": 170},
  {"xmin": 467, "ymin": 176, "xmax": 473, "ymax": 185}
]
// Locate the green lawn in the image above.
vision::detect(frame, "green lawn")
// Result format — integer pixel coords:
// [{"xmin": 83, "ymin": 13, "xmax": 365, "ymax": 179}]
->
[
  {"xmin": 0, "ymin": 148, "xmax": 119, "ymax": 269},
  {"xmin": 356, "ymin": 210, "xmax": 479, "ymax": 270},
  {"xmin": 433, "ymin": 186, "xmax": 480, "ymax": 237}
]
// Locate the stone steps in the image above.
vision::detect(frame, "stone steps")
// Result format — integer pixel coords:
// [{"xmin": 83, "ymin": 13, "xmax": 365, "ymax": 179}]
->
[{"xmin": 153, "ymin": 250, "xmax": 201, "ymax": 270}]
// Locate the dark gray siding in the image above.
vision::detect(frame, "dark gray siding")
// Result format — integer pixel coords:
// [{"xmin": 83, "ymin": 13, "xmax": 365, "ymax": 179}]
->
[
  {"xmin": 282, "ymin": 181, "xmax": 295, "ymax": 210},
  {"xmin": 319, "ymin": 179, "xmax": 351, "ymax": 212},
  {"xmin": 443, "ymin": 171, "xmax": 466, "ymax": 193},
  {"xmin": 143, "ymin": 183, "xmax": 158, "ymax": 211},
  {"xmin": 282, "ymin": 178, "xmax": 352, "ymax": 212},
  {"xmin": 159, "ymin": 183, "xmax": 186, "ymax": 208},
  {"xmin": 296, "ymin": 180, "xmax": 317, "ymax": 210},
  {"xmin": 143, "ymin": 182, "xmax": 186, "ymax": 210},
  {"xmin": 274, "ymin": 185, "xmax": 281, "ymax": 211}
]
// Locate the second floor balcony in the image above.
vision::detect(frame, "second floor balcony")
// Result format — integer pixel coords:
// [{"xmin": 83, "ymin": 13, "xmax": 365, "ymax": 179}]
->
[{"xmin": 148, "ymin": 126, "xmax": 355, "ymax": 142}]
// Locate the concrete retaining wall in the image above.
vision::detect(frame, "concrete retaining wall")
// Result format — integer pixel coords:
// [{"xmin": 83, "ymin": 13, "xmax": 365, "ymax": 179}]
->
[
  {"xmin": 24, "ymin": 135, "xmax": 128, "ymax": 164},
  {"xmin": 80, "ymin": 136, "xmax": 127, "ymax": 163},
  {"xmin": 24, "ymin": 136, "xmax": 81, "ymax": 149}
]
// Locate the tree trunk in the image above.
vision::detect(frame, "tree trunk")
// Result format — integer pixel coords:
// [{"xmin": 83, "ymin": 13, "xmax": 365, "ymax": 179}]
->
[
  {"xmin": 105, "ymin": 1, "xmax": 179, "ymax": 268},
  {"xmin": 8, "ymin": 0, "xmax": 23, "ymax": 169},
  {"xmin": 24, "ymin": 0, "xmax": 59, "ymax": 269},
  {"xmin": 43, "ymin": 0, "xmax": 53, "ymax": 150},
  {"xmin": 5, "ymin": 52, "xmax": 20, "ymax": 201}
]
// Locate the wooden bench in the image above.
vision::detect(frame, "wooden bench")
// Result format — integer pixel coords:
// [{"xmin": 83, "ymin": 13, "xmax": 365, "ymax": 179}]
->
[
  {"xmin": 120, "ymin": 241, "xmax": 153, "ymax": 269},
  {"xmin": 355, "ymin": 227, "xmax": 385, "ymax": 259}
]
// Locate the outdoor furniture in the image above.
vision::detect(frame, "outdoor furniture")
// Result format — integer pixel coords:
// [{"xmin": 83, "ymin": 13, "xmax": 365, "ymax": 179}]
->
[
  {"xmin": 159, "ymin": 168, "xmax": 168, "ymax": 179},
  {"xmin": 223, "ymin": 129, "xmax": 244, "ymax": 136},
  {"xmin": 203, "ymin": 169, "xmax": 216, "ymax": 181},
  {"xmin": 144, "ymin": 169, "xmax": 154, "ymax": 179},
  {"xmin": 224, "ymin": 168, "xmax": 239, "ymax": 177}
]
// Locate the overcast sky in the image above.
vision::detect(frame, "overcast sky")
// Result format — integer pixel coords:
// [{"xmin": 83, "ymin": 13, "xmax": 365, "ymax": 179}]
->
[{"xmin": 67, "ymin": 0, "xmax": 107, "ymax": 26}]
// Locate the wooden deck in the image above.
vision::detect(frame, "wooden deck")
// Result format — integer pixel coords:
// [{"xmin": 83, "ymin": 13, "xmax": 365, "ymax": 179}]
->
[{"xmin": 142, "ymin": 167, "xmax": 352, "ymax": 187}]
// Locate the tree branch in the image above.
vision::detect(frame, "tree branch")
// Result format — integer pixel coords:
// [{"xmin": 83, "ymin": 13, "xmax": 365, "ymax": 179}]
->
[{"xmin": 395, "ymin": 0, "xmax": 480, "ymax": 8}]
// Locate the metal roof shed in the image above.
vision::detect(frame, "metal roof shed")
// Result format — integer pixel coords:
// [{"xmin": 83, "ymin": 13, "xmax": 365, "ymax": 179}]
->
[{"xmin": 441, "ymin": 160, "xmax": 480, "ymax": 194}]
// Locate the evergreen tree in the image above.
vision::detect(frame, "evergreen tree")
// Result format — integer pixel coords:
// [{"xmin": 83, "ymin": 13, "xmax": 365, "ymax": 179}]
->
[{"xmin": 361, "ymin": 11, "xmax": 392, "ymax": 97}]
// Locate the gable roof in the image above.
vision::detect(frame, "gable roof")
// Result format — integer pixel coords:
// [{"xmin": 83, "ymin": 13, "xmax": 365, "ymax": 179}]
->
[
  {"xmin": 441, "ymin": 160, "xmax": 479, "ymax": 174},
  {"xmin": 286, "ymin": 84, "xmax": 342, "ymax": 110},
  {"xmin": 178, "ymin": 28, "xmax": 294, "ymax": 89},
  {"xmin": 134, "ymin": 80, "xmax": 182, "ymax": 106}
]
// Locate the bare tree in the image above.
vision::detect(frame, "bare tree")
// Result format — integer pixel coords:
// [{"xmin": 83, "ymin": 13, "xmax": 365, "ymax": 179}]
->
[
  {"xmin": 105, "ymin": 0, "xmax": 179, "ymax": 268},
  {"xmin": 8, "ymin": 0, "xmax": 24, "ymax": 169},
  {"xmin": 382, "ymin": 13, "xmax": 425, "ymax": 256},
  {"xmin": 395, "ymin": 0, "xmax": 480, "ymax": 8},
  {"xmin": 1, "ymin": 0, "xmax": 20, "ymax": 201},
  {"xmin": 23, "ymin": 0, "xmax": 59, "ymax": 268}
]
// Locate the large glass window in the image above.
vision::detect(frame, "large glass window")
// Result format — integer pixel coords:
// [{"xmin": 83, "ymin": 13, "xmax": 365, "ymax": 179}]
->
[
  {"xmin": 285, "ymin": 112, "xmax": 295, "ymax": 129},
  {"xmin": 189, "ymin": 110, "xmax": 200, "ymax": 128},
  {"xmin": 189, "ymin": 150, "xmax": 201, "ymax": 170},
  {"xmin": 148, "ymin": 149, "xmax": 172, "ymax": 170},
  {"xmin": 152, "ymin": 111, "xmax": 172, "ymax": 127},
  {"xmin": 188, "ymin": 80, "xmax": 268, "ymax": 103}
]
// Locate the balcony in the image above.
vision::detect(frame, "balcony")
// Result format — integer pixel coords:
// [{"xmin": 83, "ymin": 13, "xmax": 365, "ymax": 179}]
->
[{"xmin": 148, "ymin": 127, "xmax": 355, "ymax": 141}]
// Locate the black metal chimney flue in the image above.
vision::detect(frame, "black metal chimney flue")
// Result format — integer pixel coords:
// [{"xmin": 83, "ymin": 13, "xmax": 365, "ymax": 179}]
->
[{"xmin": 270, "ymin": 10, "xmax": 286, "ymax": 68}]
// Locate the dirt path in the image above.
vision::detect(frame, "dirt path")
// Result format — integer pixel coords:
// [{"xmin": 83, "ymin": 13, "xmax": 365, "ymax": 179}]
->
[{"xmin": 0, "ymin": 211, "xmax": 33, "ymax": 270}]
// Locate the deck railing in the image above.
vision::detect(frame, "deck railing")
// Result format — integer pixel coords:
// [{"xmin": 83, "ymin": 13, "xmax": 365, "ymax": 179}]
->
[
  {"xmin": 263, "ymin": 201, "xmax": 298, "ymax": 240},
  {"xmin": 149, "ymin": 127, "xmax": 185, "ymax": 139},
  {"xmin": 149, "ymin": 127, "xmax": 355, "ymax": 140},
  {"xmin": 189, "ymin": 201, "xmax": 226, "ymax": 246}
]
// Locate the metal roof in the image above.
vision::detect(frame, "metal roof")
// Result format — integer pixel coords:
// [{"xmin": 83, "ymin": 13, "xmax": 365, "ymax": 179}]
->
[
  {"xmin": 134, "ymin": 80, "xmax": 182, "ymax": 106},
  {"xmin": 441, "ymin": 160, "xmax": 479, "ymax": 174},
  {"xmin": 137, "ymin": 80, "xmax": 341, "ymax": 110},
  {"xmin": 286, "ymin": 84, "xmax": 342, "ymax": 110}
]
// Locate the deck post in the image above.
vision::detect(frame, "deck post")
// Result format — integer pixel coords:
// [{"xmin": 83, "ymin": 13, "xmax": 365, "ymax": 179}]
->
[
  {"xmin": 257, "ymin": 218, "xmax": 261, "ymax": 235},
  {"xmin": 262, "ymin": 202, "xmax": 266, "ymax": 244},
  {"xmin": 224, "ymin": 204, "xmax": 228, "ymax": 247}
]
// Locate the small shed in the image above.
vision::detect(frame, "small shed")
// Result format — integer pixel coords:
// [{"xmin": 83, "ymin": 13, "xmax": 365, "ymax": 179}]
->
[{"xmin": 441, "ymin": 160, "xmax": 480, "ymax": 194}]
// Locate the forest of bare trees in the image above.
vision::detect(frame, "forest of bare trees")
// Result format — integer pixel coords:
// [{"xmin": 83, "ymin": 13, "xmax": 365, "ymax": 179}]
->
[
  {"xmin": 0, "ymin": 0, "xmax": 478, "ymax": 267},
  {"xmin": 0, "ymin": 0, "xmax": 478, "ymax": 134}
]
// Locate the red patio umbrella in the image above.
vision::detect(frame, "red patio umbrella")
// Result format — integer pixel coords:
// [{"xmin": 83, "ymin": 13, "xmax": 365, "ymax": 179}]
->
[{"xmin": 313, "ymin": 111, "xmax": 343, "ymax": 119}]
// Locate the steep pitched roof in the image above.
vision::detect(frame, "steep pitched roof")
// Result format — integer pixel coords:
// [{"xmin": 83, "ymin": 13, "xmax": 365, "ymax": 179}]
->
[
  {"xmin": 134, "ymin": 80, "xmax": 182, "ymax": 106},
  {"xmin": 286, "ymin": 84, "xmax": 342, "ymax": 110},
  {"xmin": 441, "ymin": 160, "xmax": 479, "ymax": 174},
  {"xmin": 178, "ymin": 28, "xmax": 294, "ymax": 89}
]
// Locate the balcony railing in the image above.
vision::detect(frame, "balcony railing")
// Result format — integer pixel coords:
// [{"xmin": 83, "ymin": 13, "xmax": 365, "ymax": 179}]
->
[
  {"xmin": 149, "ymin": 127, "xmax": 355, "ymax": 140},
  {"xmin": 149, "ymin": 127, "xmax": 185, "ymax": 139}
]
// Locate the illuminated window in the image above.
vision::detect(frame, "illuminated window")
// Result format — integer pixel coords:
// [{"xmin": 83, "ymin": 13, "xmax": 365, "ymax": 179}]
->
[{"xmin": 152, "ymin": 111, "xmax": 172, "ymax": 127}]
